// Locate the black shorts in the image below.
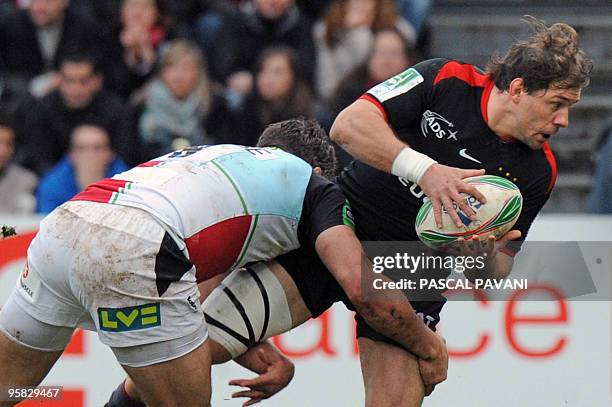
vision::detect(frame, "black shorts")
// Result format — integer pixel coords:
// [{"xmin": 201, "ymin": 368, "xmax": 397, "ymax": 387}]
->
[
  {"xmin": 354, "ymin": 300, "xmax": 445, "ymax": 350},
  {"xmin": 275, "ymin": 246, "xmax": 446, "ymax": 349},
  {"xmin": 275, "ymin": 246, "xmax": 349, "ymax": 318}
]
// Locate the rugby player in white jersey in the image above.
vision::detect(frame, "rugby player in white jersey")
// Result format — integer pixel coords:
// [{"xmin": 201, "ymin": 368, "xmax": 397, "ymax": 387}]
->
[{"xmin": 0, "ymin": 119, "xmax": 446, "ymax": 407}]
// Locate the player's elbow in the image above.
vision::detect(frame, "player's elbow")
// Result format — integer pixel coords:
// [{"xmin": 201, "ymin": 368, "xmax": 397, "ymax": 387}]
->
[
  {"xmin": 329, "ymin": 109, "xmax": 351, "ymax": 146},
  {"xmin": 346, "ymin": 285, "xmax": 386, "ymax": 321},
  {"xmin": 343, "ymin": 279, "xmax": 367, "ymax": 309}
]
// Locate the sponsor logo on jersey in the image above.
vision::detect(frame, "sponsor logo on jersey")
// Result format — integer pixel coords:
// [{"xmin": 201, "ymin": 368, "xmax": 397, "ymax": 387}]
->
[
  {"xmin": 458, "ymin": 148, "xmax": 482, "ymax": 164},
  {"xmin": 18, "ymin": 262, "xmax": 41, "ymax": 302},
  {"xmin": 368, "ymin": 68, "xmax": 424, "ymax": 102},
  {"xmin": 98, "ymin": 303, "xmax": 161, "ymax": 332},
  {"xmin": 187, "ymin": 295, "xmax": 198, "ymax": 311},
  {"xmin": 421, "ymin": 110, "xmax": 458, "ymax": 140}
]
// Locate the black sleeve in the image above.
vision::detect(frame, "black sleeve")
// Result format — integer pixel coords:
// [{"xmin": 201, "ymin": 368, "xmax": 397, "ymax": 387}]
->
[
  {"xmin": 363, "ymin": 58, "xmax": 450, "ymax": 130},
  {"xmin": 298, "ymin": 172, "xmax": 353, "ymax": 249}
]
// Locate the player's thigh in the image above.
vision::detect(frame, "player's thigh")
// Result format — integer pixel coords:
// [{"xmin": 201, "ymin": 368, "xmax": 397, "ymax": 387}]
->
[
  {"xmin": 359, "ymin": 337, "xmax": 425, "ymax": 407},
  {"xmin": 202, "ymin": 260, "xmax": 312, "ymax": 362},
  {"xmin": 0, "ymin": 331, "xmax": 63, "ymax": 394},
  {"xmin": 203, "ymin": 246, "xmax": 346, "ymax": 362},
  {"xmin": 0, "ymin": 294, "xmax": 72, "ymax": 403},
  {"xmin": 123, "ymin": 338, "xmax": 212, "ymax": 407}
]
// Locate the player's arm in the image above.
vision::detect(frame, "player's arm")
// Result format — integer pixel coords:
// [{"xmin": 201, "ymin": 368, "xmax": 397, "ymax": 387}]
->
[
  {"xmin": 315, "ymin": 225, "xmax": 447, "ymax": 385},
  {"xmin": 331, "ymin": 98, "xmax": 407, "ymax": 172},
  {"xmin": 329, "ymin": 70, "xmax": 486, "ymax": 228}
]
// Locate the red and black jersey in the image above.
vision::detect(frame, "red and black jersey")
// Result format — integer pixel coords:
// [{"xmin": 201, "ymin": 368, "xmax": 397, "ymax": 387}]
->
[{"xmin": 337, "ymin": 58, "xmax": 557, "ymax": 254}]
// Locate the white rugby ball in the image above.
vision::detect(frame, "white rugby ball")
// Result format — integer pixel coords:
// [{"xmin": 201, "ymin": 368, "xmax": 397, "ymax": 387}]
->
[{"xmin": 415, "ymin": 175, "xmax": 523, "ymax": 249}]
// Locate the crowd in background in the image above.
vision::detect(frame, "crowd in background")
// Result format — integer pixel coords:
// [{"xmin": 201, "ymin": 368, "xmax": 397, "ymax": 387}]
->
[
  {"xmin": 1, "ymin": 0, "xmax": 609, "ymax": 215},
  {"xmin": 0, "ymin": 0, "xmax": 429, "ymax": 214}
]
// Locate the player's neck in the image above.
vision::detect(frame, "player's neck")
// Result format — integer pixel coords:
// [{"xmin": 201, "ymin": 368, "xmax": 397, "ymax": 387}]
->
[{"xmin": 487, "ymin": 87, "xmax": 519, "ymax": 142}]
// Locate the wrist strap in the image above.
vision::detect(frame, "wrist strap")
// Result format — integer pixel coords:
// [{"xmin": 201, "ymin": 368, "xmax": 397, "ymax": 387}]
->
[{"xmin": 391, "ymin": 147, "xmax": 437, "ymax": 183}]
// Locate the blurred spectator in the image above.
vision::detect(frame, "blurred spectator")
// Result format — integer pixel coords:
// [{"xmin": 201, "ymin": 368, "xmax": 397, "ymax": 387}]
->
[
  {"xmin": 0, "ymin": 0, "xmax": 106, "ymax": 104},
  {"xmin": 208, "ymin": 0, "xmax": 316, "ymax": 97},
  {"xmin": 585, "ymin": 128, "xmax": 612, "ymax": 213},
  {"xmin": 314, "ymin": 0, "xmax": 415, "ymax": 100},
  {"xmin": 0, "ymin": 0, "xmax": 15, "ymax": 15},
  {"xmin": 237, "ymin": 46, "xmax": 315, "ymax": 146},
  {"xmin": 330, "ymin": 26, "xmax": 415, "ymax": 115},
  {"xmin": 36, "ymin": 124, "xmax": 128, "ymax": 213},
  {"xmin": 133, "ymin": 39, "xmax": 236, "ymax": 158},
  {"xmin": 0, "ymin": 113, "xmax": 37, "ymax": 214},
  {"xmin": 19, "ymin": 53, "xmax": 137, "ymax": 174},
  {"xmin": 394, "ymin": 0, "xmax": 432, "ymax": 38},
  {"xmin": 193, "ymin": 0, "xmax": 241, "ymax": 62},
  {"xmin": 295, "ymin": 0, "xmax": 333, "ymax": 20},
  {"xmin": 329, "ymin": 26, "xmax": 416, "ymax": 168},
  {"xmin": 71, "ymin": 0, "xmax": 202, "ymax": 31},
  {"xmin": 103, "ymin": 0, "xmax": 176, "ymax": 97}
]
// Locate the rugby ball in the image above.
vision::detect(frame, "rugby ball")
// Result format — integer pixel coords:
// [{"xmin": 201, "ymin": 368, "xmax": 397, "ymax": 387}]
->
[{"xmin": 415, "ymin": 175, "xmax": 523, "ymax": 249}]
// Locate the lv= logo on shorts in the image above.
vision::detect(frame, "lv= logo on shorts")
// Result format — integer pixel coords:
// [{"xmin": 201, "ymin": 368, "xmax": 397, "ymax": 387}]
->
[{"xmin": 97, "ymin": 303, "xmax": 161, "ymax": 332}]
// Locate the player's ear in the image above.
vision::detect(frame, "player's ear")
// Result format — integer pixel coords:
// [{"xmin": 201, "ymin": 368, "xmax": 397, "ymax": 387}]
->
[
  {"xmin": 313, "ymin": 166, "xmax": 322, "ymax": 175},
  {"xmin": 508, "ymin": 78, "xmax": 525, "ymax": 103}
]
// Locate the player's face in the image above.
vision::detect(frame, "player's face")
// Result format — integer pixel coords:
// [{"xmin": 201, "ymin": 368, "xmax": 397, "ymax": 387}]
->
[
  {"xmin": 514, "ymin": 86, "xmax": 581, "ymax": 149},
  {"xmin": 257, "ymin": 54, "xmax": 294, "ymax": 102},
  {"xmin": 0, "ymin": 127, "xmax": 15, "ymax": 169},
  {"xmin": 29, "ymin": 0, "xmax": 68, "ymax": 27},
  {"xmin": 59, "ymin": 62, "xmax": 102, "ymax": 109}
]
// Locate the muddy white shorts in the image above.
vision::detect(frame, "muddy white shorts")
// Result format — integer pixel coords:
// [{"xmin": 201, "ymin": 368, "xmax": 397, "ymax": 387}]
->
[{"xmin": 0, "ymin": 201, "xmax": 207, "ymax": 367}]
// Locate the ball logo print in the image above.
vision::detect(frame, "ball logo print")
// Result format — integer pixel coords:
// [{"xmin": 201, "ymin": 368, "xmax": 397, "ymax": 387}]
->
[
  {"xmin": 452, "ymin": 195, "xmax": 483, "ymax": 227},
  {"xmin": 415, "ymin": 175, "xmax": 523, "ymax": 248},
  {"xmin": 421, "ymin": 110, "xmax": 458, "ymax": 140}
]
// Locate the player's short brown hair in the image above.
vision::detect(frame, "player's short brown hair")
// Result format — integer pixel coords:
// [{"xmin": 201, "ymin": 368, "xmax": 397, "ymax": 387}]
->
[
  {"xmin": 486, "ymin": 16, "xmax": 593, "ymax": 92},
  {"xmin": 257, "ymin": 118, "xmax": 338, "ymax": 179}
]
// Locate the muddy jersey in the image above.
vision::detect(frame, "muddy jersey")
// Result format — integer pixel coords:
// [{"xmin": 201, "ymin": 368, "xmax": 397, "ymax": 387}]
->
[
  {"xmin": 337, "ymin": 58, "xmax": 557, "ymax": 254},
  {"xmin": 72, "ymin": 145, "xmax": 347, "ymax": 282}
]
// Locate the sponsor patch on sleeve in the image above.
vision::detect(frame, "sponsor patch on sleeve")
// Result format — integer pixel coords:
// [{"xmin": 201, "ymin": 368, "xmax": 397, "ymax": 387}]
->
[
  {"xmin": 342, "ymin": 200, "xmax": 355, "ymax": 230},
  {"xmin": 367, "ymin": 68, "xmax": 424, "ymax": 102}
]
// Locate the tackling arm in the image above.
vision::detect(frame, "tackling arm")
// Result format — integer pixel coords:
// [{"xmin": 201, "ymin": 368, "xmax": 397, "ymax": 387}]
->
[{"xmin": 315, "ymin": 225, "xmax": 444, "ymax": 361}]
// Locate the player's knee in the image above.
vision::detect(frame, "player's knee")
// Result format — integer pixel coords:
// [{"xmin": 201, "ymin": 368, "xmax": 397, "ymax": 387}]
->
[{"xmin": 209, "ymin": 338, "xmax": 232, "ymax": 364}]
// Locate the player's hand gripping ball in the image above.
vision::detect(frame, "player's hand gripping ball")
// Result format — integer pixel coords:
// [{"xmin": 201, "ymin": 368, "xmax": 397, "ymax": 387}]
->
[{"xmin": 415, "ymin": 175, "xmax": 522, "ymax": 250}]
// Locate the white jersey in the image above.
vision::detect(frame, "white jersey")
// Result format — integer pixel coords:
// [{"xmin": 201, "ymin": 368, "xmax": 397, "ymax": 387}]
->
[{"xmin": 72, "ymin": 145, "xmax": 315, "ymax": 281}]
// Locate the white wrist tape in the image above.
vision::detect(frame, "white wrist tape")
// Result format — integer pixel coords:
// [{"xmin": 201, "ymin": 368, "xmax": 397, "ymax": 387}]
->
[{"xmin": 391, "ymin": 147, "xmax": 437, "ymax": 184}]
